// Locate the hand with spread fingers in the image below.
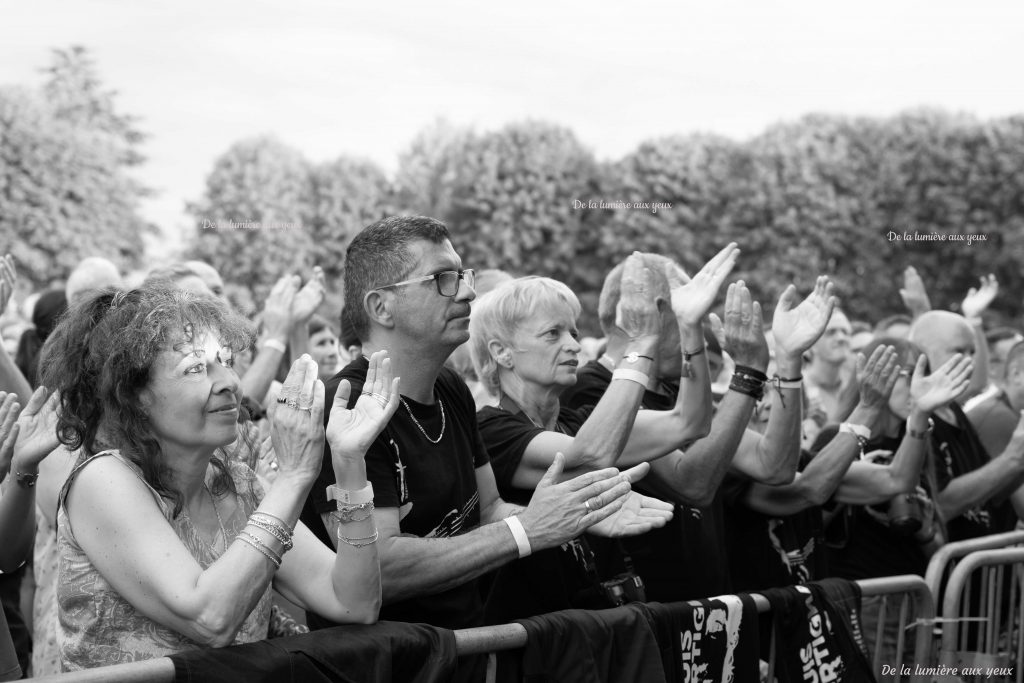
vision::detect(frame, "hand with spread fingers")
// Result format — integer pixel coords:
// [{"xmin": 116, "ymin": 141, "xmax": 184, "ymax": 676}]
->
[
  {"xmin": 516, "ymin": 452, "xmax": 636, "ymax": 550},
  {"xmin": 911, "ymin": 352, "xmax": 973, "ymax": 414},
  {"xmin": 615, "ymin": 252, "xmax": 662, "ymax": 343},
  {"xmin": 327, "ymin": 349, "xmax": 400, "ymax": 462},
  {"xmin": 771, "ymin": 275, "xmax": 838, "ymax": 361},
  {"xmin": 0, "ymin": 387, "xmax": 61, "ymax": 483},
  {"xmin": 711, "ymin": 279, "xmax": 768, "ymax": 372},
  {"xmin": 270, "ymin": 355, "xmax": 327, "ymax": 484},
  {"xmin": 961, "ymin": 274, "xmax": 998, "ymax": 320},
  {"xmin": 664, "ymin": 243, "xmax": 740, "ymax": 328}
]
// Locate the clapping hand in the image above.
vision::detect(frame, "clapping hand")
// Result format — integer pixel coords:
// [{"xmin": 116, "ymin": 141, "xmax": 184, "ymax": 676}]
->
[
  {"xmin": 961, "ymin": 274, "xmax": 998, "ymax": 320},
  {"xmin": 270, "ymin": 355, "xmax": 327, "ymax": 483},
  {"xmin": 664, "ymin": 243, "xmax": 739, "ymax": 328},
  {"xmin": 911, "ymin": 353, "xmax": 973, "ymax": 413},
  {"xmin": 615, "ymin": 253, "xmax": 662, "ymax": 342},
  {"xmin": 327, "ymin": 350, "xmax": 400, "ymax": 462},
  {"xmin": 771, "ymin": 276, "xmax": 837, "ymax": 360},
  {"xmin": 0, "ymin": 387, "xmax": 61, "ymax": 483},
  {"xmin": 899, "ymin": 266, "xmax": 932, "ymax": 318},
  {"xmin": 291, "ymin": 266, "xmax": 327, "ymax": 324},
  {"xmin": 261, "ymin": 275, "xmax": 300, "ymax": 341},
  {"xmin": 587, "ymin": 463, "xmax": 674, "ymax": 536},
  {"xmin": 709, "ymin": 280, "xmax": 768, "ymax": 371},
  {"xmin": 0, "ymin": 254, "xmax": 15, "ymax": 317},
  {"xmin": 855, "ymin": 345, "xmax": 901, "ymax": 413}
]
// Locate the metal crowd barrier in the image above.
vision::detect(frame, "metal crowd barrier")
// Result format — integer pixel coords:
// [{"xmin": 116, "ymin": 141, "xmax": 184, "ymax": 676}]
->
[
  {"xmin": 937, "ymin": 546, "xmax": 1024, "ymax": 682},
  {"xmin": 26, "ymin": 575, "xmax": 934, "ymax": 682},
  {"xmin": 925, "ymin": 531, "xmax": 1024, "ymax": 601}
]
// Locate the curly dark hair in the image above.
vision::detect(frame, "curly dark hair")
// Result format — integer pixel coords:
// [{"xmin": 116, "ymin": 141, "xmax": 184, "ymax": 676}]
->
[{"xmin": 40, "ymin": 283, "xmax": 257, "ymax": 516}]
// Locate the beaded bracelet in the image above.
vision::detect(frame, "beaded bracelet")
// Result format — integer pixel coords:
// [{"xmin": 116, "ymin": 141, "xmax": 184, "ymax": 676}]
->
[
  {"xmin": 238, "ymin": 531, "xmax": 282, "ymax": 568},
  {"xmin": 251, "ymin": 511, "xmax": 295, "ymax": 532},
  {"xmin": 729, "ymin": 374, "xmax": 765, "ymax": 401}
]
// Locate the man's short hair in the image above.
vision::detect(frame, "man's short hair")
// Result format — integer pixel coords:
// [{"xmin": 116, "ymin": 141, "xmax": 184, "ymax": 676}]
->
[
  {"xmin": 874, "ymin": 313, "xmax": 913, "ymax": 336},
  {"xmin": 343, "ymin": 216, "xmax": 451, "ymax": 339},
  {"xmin": 65, "ymin": 257, "xmax": 122, "ymax": 302},
  {"xmin": 597, "ymin": 253, "xmax": 677, "ymax": 335}
]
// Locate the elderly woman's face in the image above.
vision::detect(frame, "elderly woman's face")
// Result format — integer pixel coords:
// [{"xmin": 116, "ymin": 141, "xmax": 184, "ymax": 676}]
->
[
  {"xmin": 310, "ymin": 328, "xmax": 341, "ymax": 382},
  {"xmin": 141, "ymin": 328, "xmax": 242, "ymax": 455},
  {"xmin": 508, "ymin": 302, "xmax": 582, "ymax": 392}
]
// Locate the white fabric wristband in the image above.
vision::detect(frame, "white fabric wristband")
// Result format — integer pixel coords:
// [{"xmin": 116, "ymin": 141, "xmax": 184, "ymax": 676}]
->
[
  {"xmin": 326, "ymin": 482, "xmax": 374, "ymax": 507},
  {"xmin": 839, "ymin": 422, "xmax": 871, "ymax": 441},
  {"xmin": 262, "ymin": 338, "xmax": 287, "ymax": 354},
  {"xmin": 504, "ymin": 515, "xmax": 532, "ymax": 558},
  {"xmin": 612, "ymin": 368, "xmax": 650, "ymax": 388}
]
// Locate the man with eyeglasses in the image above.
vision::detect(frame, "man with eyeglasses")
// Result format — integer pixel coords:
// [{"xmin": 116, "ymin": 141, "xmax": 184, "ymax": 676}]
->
[{"xmin": 299, "ymin": 216, "xmax": 666, "ymax": 682}]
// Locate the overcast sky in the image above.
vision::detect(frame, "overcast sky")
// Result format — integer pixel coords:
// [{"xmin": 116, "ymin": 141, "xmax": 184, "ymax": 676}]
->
[{"xmin": 2, "ymin": 0, "xmax": 1022, "ymax": 256}]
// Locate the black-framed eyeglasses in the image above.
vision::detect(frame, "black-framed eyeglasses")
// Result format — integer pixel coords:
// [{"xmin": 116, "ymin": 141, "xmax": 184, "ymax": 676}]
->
[{"xmin": 377, "ymin": 269, "xmax": 476, "ymax": 298}]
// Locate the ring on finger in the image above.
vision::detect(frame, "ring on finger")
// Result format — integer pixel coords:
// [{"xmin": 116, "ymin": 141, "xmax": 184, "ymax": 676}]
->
[
  {"xmin": 276, "ymin": 396, "xmax": 289, "ymax": 404},
  {"xmin": 286, "ymin": 398, "xmax": 299, "ymax": 409},
  {"xmin": 584, "ymin": 499, "xmax": 592, "ymax": 513}
]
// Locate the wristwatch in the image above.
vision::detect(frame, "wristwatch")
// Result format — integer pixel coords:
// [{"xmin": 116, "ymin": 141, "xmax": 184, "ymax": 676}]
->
[{"xmin": 326, "ymin": 482, "xmax": 374, "ymax": 505}]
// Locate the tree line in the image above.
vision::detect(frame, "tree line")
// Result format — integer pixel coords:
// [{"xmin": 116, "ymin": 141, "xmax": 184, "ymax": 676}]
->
[{"xmin": 3, "ymin": 49, "xmax": 1021, "ymax": 334}]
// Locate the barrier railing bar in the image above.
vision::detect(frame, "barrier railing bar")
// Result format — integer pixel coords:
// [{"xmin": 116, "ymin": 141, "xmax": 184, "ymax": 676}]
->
[
  {"xmin": 939, "ymin": 546, "xmax": 1024, "ymax": 667},
  {"xmin": 32, "ymin": 577, "xmax": 933, "ymax": 683},
  {"xmin": 925, "ymin": 531, "xmax": 1024, "ymax": 600}
]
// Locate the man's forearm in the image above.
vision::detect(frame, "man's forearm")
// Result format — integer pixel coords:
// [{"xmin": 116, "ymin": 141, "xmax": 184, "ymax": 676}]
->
[
  {"xmin": 749, "ymin": 354, "xmax": 803, "ymax": 484},
  {"xmin": 380, "ymin": 522, "xmax": 520, "ymax": 603}
]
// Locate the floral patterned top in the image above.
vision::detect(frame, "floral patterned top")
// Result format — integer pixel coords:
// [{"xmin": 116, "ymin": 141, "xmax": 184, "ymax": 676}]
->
[{"xmin": 56, "ymin": 450, "xmax": 272, "ymax": 671}]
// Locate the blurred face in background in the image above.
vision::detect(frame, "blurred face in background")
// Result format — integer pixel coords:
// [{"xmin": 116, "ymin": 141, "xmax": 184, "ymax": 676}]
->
[
  {"xmin": 310, "ymin": 327, "xmax": 342, "ymax": 382},
  {"xmin": 811, "ymin": 309, "xmax": 852, "ymax": 365}
]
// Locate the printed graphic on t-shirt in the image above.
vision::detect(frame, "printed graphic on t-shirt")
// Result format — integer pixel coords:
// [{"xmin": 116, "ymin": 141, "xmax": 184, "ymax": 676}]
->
[{"xmin": 425, "ymin": 491, "xmax": 479, "ymax": 538}]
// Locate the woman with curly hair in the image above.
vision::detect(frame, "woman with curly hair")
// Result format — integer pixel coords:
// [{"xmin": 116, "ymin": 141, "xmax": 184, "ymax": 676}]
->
[{"xmin": 41, "ymin": 282, "xmax": 398, "ymax": 670}]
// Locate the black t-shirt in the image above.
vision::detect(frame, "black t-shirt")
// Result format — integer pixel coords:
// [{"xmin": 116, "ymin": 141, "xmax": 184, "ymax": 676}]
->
[
  {"xmin": 820, "ymin": 426, "xmax": 930, "ymax": 580},
  {"xmin": 300, "ymin": 356, "xmax": 489, "ymax": 631},
  {"xmin": 723, "ymin": 453, "xmax": 827, "ymax": 593},
  {"xmin": 934, "ymin": 402, "xmax": 1017, "ymax": 542},
  {"xmin": 561, "ymin": 359, "xmax": 731, "ymax": 601},
  {"xmin": 476, "ymin": 403, "xmax": 620, "ymax": 623}
]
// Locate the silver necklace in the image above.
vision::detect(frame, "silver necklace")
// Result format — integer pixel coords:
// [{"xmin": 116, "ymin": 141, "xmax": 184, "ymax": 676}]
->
[
  {"xmin": 201, "ymin": 482, "xmax": 228, "ymax": 554},
  {"xmin": 400, "ymin": 397, "xmax": 446, "ymax": 444}
]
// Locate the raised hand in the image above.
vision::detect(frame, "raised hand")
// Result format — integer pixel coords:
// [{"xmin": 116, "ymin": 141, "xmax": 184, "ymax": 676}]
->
[
  {"xmin": 911, "ymin": 353, "xmax": 973, "ymax": 414},
  {"xmin": 0, "ymin": 393, "xmax": 20, "ymax": 482},
  {"xmin": 712, "ymin": 280, "xmax": 768, "ymax": 371},
  {"xmin": 771, "ymin": 275, "xmax": 837, "ymax": 359},
  {"xmin": 0, "ymin": 254, "xmax": 15, "ymax": 317},
  {"xmin": 291, "ymin": 266, "xmax": 327, "ymax": 324},
  {"xmin": 664, "ymin": 243, "xmax": 739, "ymax": 327},
  {"xmin": 326, "ymin": 350, "xmax": 400, "ymax": 462},
  {"xmin": 270, "ymin": 355, "xmax": 326, "ymax": 483},
  {"xmin": 855, "ymin": 345, "xmax": 901, "ymax": 412},
  {"xmin": 899, "ymin": 266, "xmax": 931, "ymax": 318},
  {"xmin": 961, "ymin": 274, "xmax": 998, "ymax": 319},
  {"xmin": 614, "ymin": 253, "xmax": 661, "ymax": 342},
  {"xmin": 518, "ymin": 453, "xmax": 633, "ymax": 550},
  {"xmin": 261, "ymin": 275, "xmax": 301, "ymax": 341}
]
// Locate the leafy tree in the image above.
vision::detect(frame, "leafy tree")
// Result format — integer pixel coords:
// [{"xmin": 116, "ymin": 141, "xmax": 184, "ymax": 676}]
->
[
  {"xmin": 0, "ymin": 47, "xmax": 149, "ymax": 289},
  {"xmin": 444, "ymin": 121, "xmax": 608, "ymax": 331},
  {"xmin": 186, "ymin": 136, "xmax": 316, "ymax": 302}
]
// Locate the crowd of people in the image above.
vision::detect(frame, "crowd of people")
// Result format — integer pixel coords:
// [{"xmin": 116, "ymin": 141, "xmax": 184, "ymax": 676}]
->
[{"xmin": 0, "ymin": 216, "xmax": 1021, "ymax": 680}]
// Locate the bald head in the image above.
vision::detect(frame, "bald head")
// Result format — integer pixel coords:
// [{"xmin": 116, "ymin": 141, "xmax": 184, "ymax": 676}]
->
[
  {"xmin": 65, "ymin": 257, "xmax": 122, "ymax": 302},
  {"xmin": 909, "ymin": 310, "xmax": 976, "ymax": 370}
]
